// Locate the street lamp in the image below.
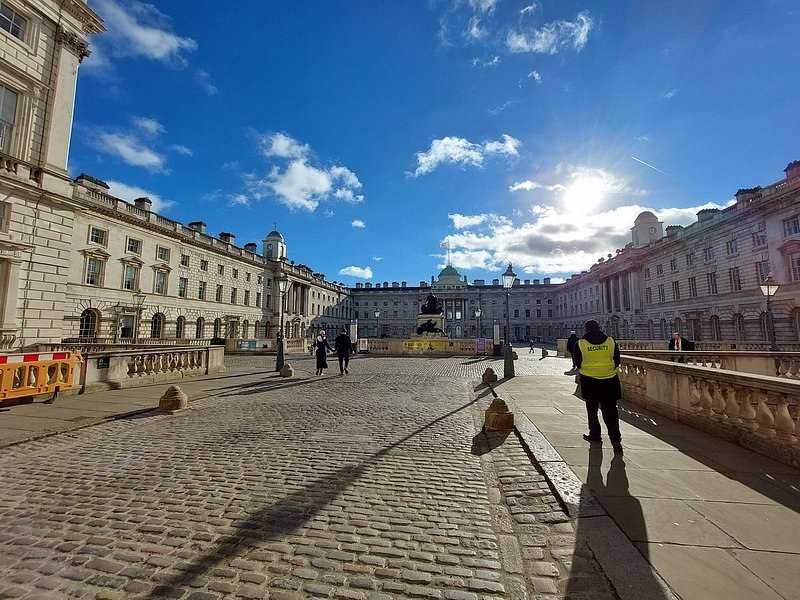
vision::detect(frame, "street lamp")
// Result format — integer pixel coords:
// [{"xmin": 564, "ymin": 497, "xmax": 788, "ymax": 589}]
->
[
  {"xmin": 474, "ymin": 307, "xmax": 482, "ymax": 338},
  {"xmin": 132, "ymin": 290, "xmax": 146, "ymax": 343},
  {"xmin": 275, "ymin": 276, "xmax": 290, "ymax": 371},
  {"xmin": 759, "ymin": 273, "xmax": 780, "ymax": 351},
  {"xmin": 374, "ymin": 310, "xmax": 381, "ymax": 338},
  {"xmin": 502, "ymin": 263, "xmax": 516, "ymax": 378}
]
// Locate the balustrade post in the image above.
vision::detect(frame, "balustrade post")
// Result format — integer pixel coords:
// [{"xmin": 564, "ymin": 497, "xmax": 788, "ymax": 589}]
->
[
  {"xmin": 755, "ymin": 397, "xmax": 776, "ymax": 437},
  {"xmin": 774, "ymin": 397, "xmax": 795, "ymax": 441},
  {"xmin": 723, "ymin": 386, "xmax": 740, "ymax": 422},
  {"xmin": 700, "ymin": 380, "xmax": 714, "ymax": 415},
  {"xmin": 711, "ymin": 386, "xmax": 726, "ymax": 418},
  {"xmin": 739, "ymin": 389, "xmax": 757, "ymax": 430}
]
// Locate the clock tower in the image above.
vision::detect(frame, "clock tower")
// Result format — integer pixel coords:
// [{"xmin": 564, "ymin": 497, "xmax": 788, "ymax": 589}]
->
[
  {"xmin": 631, "ymin": 211, "xmax": 663, "ymax": 247},
  {"xmin": 263, "ymin": 228, "xmax": 286, "ymax": 262}
]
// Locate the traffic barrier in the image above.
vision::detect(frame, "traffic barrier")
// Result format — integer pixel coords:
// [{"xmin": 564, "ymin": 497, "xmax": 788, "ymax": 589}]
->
[{"xmin": 0, "ymin": 352, "xmax": 84, "ymax": 401}]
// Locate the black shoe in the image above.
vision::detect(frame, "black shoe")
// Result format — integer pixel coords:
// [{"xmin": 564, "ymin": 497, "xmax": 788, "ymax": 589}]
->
[
  {"xmin": 582, "ymin": 434, "xmax": 602, "ymax": 444},
  {"xmin": 612, "ymin": 442, "xmax": 623, "ymax": 454}
]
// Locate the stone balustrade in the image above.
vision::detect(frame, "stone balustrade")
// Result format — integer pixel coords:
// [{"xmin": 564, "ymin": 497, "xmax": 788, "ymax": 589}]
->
[
  {"xmin": 618, "ymin": 356, "xmax": 800, "ymax": 467},
  {"xmin": 620, "ymin": 350, "xmax": 800, "ymax": 380},
  {"xmin": 43, "ymin": 338, "xmax": 211, "ymax": 355},
  {"xmin": 77, "ymin": 345, "xmax": 225, "ymax": 393},
  {"xmin": 0, "ymin": 328, "xmax": 18, "ymax": 352},
  {"xmin": 558, "ymin": 338, "xmax": 800, "ymax": 355}
]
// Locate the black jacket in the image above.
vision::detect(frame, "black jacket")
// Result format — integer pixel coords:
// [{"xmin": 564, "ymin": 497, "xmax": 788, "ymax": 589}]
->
[
  {"xmin": 566, "ymin": 334, "xmax": 579, "ymax": 355},
  {"xmin": 334, "ymin": 333, "xmax": 352, "ymax": 355}
]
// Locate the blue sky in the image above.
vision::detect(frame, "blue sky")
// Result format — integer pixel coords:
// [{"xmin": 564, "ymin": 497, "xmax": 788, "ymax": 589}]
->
[{"xmin": 70, "ymin": 0, "xmax": 800, "ymax": 285}]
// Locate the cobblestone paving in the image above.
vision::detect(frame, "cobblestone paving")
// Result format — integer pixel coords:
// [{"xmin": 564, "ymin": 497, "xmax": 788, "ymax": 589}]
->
[
  {"xmin": 226, "ymin": 348, "xmax": 571, "ymax": 379},
  {"xmin": 0, "ymin": 368, "xmax": 616, "ymax": 599}
]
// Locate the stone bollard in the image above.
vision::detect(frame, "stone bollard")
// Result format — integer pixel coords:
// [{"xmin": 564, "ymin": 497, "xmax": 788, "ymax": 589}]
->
[
  {"xmin": 482, "ymin": 367, "xmax": 498, "ymax": 383},
  {"xmin": 484, "ymin": 398, "xmax": 514, "ymax": 432},
  {"xmin": 279, "ymin": 363, "xmax": 294, "ymax": 378},
  {"xmin": 159, "ymin": 385, "xmax": 188, "ymax": 413}
]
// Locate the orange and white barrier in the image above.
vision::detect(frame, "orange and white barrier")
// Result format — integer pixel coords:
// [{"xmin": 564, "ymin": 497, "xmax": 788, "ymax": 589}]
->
[{"xmin": 0, "ymin": 351, "xmax": 83, "ymax": 401}]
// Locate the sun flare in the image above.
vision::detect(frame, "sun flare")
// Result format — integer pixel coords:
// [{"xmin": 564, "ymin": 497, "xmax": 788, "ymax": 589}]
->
[{"xmin": 563, "ymin": 175, "xmax": 608, "ymax": 211}]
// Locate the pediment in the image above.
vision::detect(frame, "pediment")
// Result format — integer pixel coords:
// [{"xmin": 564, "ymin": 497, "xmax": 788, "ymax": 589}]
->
[
  {"xmin": 151, "ymin": 262, "xmax": 172, "ymax": 273},
  {"xmin": 119, "ymin": 255, "xmax": 145, "ymax": 266},
  {"xmin": 80, "ymin": 247, "xmax": 111, "ymax": 258},
  {"xmin": 777, "ymin": 238, "xmax": 800, "ymax": 255}
]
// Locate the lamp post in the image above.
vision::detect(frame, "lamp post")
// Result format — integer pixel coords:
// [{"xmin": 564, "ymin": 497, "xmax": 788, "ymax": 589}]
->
[
  {"xmin": 474, "ymin": 308, "xmax": 482, "ymax": 338},
  {"xmin": 502, "ymin": 263, "xmax": 516, "ymax": 378},
  {"xmin": 275, "ymin": 276, "xmax": 290, "ymax": 371},
  {"xmin": 374, "ymin": 310, "xmax": 381, "ymax": 338},
  {"xmin": 759, "ymin": 273, "xmax": 780, "ymax": 351},
  {"xmin": 132, "ymin": 290, "xmax": 146, "ymax": 344}
]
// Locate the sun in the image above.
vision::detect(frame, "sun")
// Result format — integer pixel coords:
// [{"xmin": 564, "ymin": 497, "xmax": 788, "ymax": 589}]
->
[{"xmin": 562, "ymin": 175, "xmax": 608, "ymax": 211}]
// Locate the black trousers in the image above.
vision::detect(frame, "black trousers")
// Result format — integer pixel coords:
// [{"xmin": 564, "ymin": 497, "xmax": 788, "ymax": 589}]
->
[
  {"xmin": 585, "ymin": 396, "xmax": 621, "ymax": 443},
  {"xmin": 338, "ymin": 354, "xmax": 349, "ymax": 373}
]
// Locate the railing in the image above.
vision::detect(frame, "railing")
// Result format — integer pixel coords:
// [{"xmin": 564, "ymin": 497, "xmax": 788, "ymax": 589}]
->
[
  {"xmin": 619, "ymin": 350, "xmax": 800, "ymax": 380},
  {"xmin": 0, "ymin": 328, "xmax": 18, "ymax": 352},
  {"xmin": 557, "ymin": 338, "xmax": 800, "ymax": 356},
  {"xmin": 618, "ymin": 356, "xmax": 800, "ymax": 468},
  {"xmin": 0, "ymin": 352, "xmax": 83, "ymax": 402},
  {"xmin": 80, "ymin": 346, "xmax": 225, "ymax": 393},
  {"xmin": 46, "ymin": 338, "xmax": 211, "ymax": 355}
]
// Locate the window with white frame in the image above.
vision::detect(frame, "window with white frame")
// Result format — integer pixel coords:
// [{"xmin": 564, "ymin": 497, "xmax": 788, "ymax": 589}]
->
[
  {"xmin": 657, "ymin": 284, "xmax": 665, "ymax": 302},
  {"xmin": 180, "ymin": 254, "xmax": 190, "ymax": 267},
  {"xmin": 156, "ymin": 246, "xmax": 170, "ymax": 262},
  {"xmin": 783, "ymin": 217, "xmax": 800, "ymax": 237},
  {"xmin": 753, "ymin": 231, "xmax": 767, "ymax": 248},
  {"xmin": 686, "ymin": 253, "xmax": 694, "ymax": 267},
  {"xmin": 232, "ymin": 268, "xmax": 238, "ymax": 279},
  {"xmin": 656, "ymin": 264, "xmax": 663, "ymax": 275},
  {"xmin": 791, "ymin": 253, "xmax": 800, "ymax": 282},
  {"xmin": 726, "ymin": 239, "xmax": 738, "ymax": 255},
  {"xmin": 670, "ymin": 259, "xmax": 677, "ymax": 272},
  {"xmin": 704, "ymin": 246, "xmax": 716, "ymax": 261},
  {"xmin": 154, "ymin": 270, "xmax": 167, "ymax": 295},
  {"xmin": 85, "ymin": 256, "xmax": 105, "ymax": 286},
  {"xmin": 0, "ymin": 2, "xmax": 27, "ymax": 40},
  {"xmin": 729, "ymin": 267, "xmax": 742, "ymax": 291},
  {"xmin": 230, "ymin": 287, "xmax": 237, "ymax": 304},
  {"xmin": 215, "ymin": 284, "xmax": 223, "ymax": 302},
  {"xmin": 672, "ymin": 281, "xmax": 681, "ymax": 300},
  {"xmin": 688, "ymin": 277, "xmax": 698, "ymax": 298},
  {"xmin": 178, "ymin": 277, "xmax": 188, "ymax": 298},
  {"xmin": 126, "ymin": 237, "xmax": 142, "ymax": 254},
  {"xmin": 89, "ymin": 226, "xmax": 108, "ymax": 246},
  {"xmin": 707, "ymin": 272, "xmax": 718, "ymax": 294},
  {"xmin": 198, "ymin": 280, "xmax": 206, "ymax": 300},
  {"xmin": 0, "ymin": 84, "xmax": 17, "ymax": 154},
  {"xmin": 645, "ymin": 287, "xmax": 652, "ymax": 304},
  {"xmin": 200, "ymin": 259, "xmax": 208, "ymax": 271},
  {"xmin": 122, "ymin": 264, "xmax": 139, "ymax": 291},
  {"xmin": 244, "ymin": 290, "xmax": 250, "ymax": 305},
  {"xmin": 0, "ymin": 200, "xmax": 9, "ymax": 232},
  {"xmin": 217, "ymin": 264, "xmax": 224, "ymax": 275},
  {"xmin": 256, "ymin": 292, "xmax": 261, "ymax": 308},
  {"xmin": 755, "ymin": 259, "xmax": 770, "ymax": 283}
]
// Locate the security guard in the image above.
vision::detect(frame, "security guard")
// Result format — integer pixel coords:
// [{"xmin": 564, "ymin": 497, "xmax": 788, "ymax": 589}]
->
[{"xmin": 573, "ymin": 320, "xmax": 623, "ymax": 453}]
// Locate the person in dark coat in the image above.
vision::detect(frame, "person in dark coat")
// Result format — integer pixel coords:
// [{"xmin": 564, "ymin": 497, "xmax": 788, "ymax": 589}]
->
[
  {"xmin": 566, "ymin": 331, "xmax": 579, "ymax": 369},
  {"xmin": 334, "ymin": 327, "xmax": 352, "ymax": 375},
  {"xmin": 572, "ymin": 320, "xmax": 623, "ymax": 453},
  {"xmin": 315, "ymin": 330, "xmax": 334, "ymax": 375},
  {"xmin": 668, "ymin": 332, "xmax": 695, "ymax": 362}
]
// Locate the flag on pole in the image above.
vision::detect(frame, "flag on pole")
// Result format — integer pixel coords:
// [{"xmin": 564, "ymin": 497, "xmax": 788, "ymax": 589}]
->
[{"xmin": 440, "ymin": 240, "xmax": 449, "ymax": 248}]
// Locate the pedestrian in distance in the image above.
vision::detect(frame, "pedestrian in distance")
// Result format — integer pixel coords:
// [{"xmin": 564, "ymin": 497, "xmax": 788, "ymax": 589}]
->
[
  {"xmin": 529, "ymin": 340, "xmax": 535, "ymax": 353},
  {"xmin": 314, "ymin": 330, "xmax": 334, "ymax": 376},
  {"xmin": 668, "ymin": 331, "xmax": 695, "ymax": 363},
  {"xmin": 566, "ymin": 330, "xmax": 579, "ymax": 372},
  {"xmin": 572, "ymin": 320, "xmax": 623, "ymax": 454},
  {"xmin": 334, "ymin": 327, "xmax": 352, "ymax": 375}
]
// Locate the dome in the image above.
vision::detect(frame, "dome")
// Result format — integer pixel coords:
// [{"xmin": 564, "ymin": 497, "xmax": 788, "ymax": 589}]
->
[
  {"xmin": 267, "ymin": 230, "xmax": 284, "ymax": 240},
  {"xmin": 634, "ymin": 211, "xmax": 657, "ymax": 222},
  {"xmin": 438, "ymin": 265, "xmax": 460, "ymax": 278}
]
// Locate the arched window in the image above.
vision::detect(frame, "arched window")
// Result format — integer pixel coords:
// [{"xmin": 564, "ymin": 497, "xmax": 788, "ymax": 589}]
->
[
  {"xmin": 176, "ymin": 316, "xmax": 185, "ymax": 339},
  {"xmin": 254, "ymin": 320, "xmax": 260, "ymax": 337},
  {"xmin": 734, "ymin": 314, "xmax": 746, "ymax": 341},
  {"xmin": 710, "ymin": 315, "xmax": 721, "ymax": 341},
  {"xmin": 647, "ymin": 319, "xmax": 654, "ymax": 339},
  {"xmin": 150, "ymin": 313, "xmax": 164, "ymax": 339},
  {"xmin": 213, "ymin": 318, "xmax": 222, "ymax": 337},
  {"xmin": 792, "ymin": 309, "xmax": 800, "ymax": 342},
  {"xmin": 242, "ymin": 320, "xmax": 249, "ymax": 338},
  {"xmin": 674, "ymin": 317, "xmax": 682, "ymax": 334},
  {"xmin": 195, "ymin": 317, "xmax": 204, "ymax": 339},
  {"xmin": 659, "ymin": 318, "xmax": 668, "ymax": 340},
  {"xmin": 78, "ymin": 309, "xmax": 99, "ymax": 339}
]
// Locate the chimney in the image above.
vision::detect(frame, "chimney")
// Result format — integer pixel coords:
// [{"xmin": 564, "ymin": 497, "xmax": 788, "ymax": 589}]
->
[
  {"xmin": 697, "ymin": 208, "xmax": 720, "ymax": 223},
  {"xmin": 665, "ymin": 225, "xmax": 683, "ymax": 238},
  {"xmin": 188, "ymin": 221, "xmax": 207, "ymax": 234},
  {"xmin": 533, "ymin": 279, "xmax": 540, "ymax": 285},
  {"xmin": 74, "ymin": 173, "xmax": 109, "ymax": 191},
  {"xmin": 392, "ymin": 282, "xmax": 399, "ymax": 288},
  {"xmin": 365, "ymin": 283, "xmax": 372, "ymax": 288},
  {"xmin": 492, "ymin": 279, "xmax": 499, "ymax": 286},
  {"xmin": 219, "ymin": 232, "xmax": 236, "ymax": 245},
  {"xmin": 785, "ymin": 160, "xmax": 800, "ymax": 180},
  {"xmin": 401, "ymin": 281, "xmax": 407, "ymax": 288},
  {"xmin": 543, "ymin": 277, "xmax": 551, "ymax": 285},
  {"xmin": 474, "ymin": 279, "xmax": 485, "ymax": 286},
  {"xmin": 355, "ymin": 282, "xmax": 363, "ymax": 288},
  {"xmin": 244, "ymin": 243, "xmax": 257, "ymax": 253},
  {"xmin": 134, "ymin": 197, "xmax": 152, "ymax": 211}
]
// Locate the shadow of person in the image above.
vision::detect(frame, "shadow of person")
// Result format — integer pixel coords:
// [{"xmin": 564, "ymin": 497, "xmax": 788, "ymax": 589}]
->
[{"xmin": 470, "ymin": 429, "xmax": 511, "ymax": 456}]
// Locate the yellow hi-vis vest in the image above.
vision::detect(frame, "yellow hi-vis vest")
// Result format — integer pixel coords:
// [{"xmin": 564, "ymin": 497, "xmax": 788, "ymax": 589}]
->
[{"xmin": 578, "ymin": 337, "xmax": 618, "ymax": 379}]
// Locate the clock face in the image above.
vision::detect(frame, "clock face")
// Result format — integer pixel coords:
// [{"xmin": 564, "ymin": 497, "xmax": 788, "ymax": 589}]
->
[
  {"xmin": 648, "ymin": 227, "xmax": 656, "ymax": 234},
  {"xmin": 267, "ymin": 243, "xmax": 273, "ymax": 250}
]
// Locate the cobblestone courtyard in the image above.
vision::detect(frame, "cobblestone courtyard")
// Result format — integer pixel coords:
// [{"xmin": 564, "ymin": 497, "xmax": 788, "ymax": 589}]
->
[{"xmin": 0, "ymin": 354, "xmax": 618, "ymax": 599}]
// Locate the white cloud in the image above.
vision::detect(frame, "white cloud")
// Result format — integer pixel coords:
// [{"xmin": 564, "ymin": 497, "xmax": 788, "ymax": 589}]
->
[
  {"xmin": 466, "ymin": 16, "xmax": 486, "ymax": 40},
  {"xmin": 469, "ymin": 0, "xmax": 498, "ymax": 13},
  {"xmin": 95, "ymin": 132, "xmax": 168, "ymax": 173},
  {"xmin": 351, "ymin": 219, "xmax": 366, "ymax": 228},
  {"xmin": 339, "ymin": 266, "xmax": 373, "ymax": 279},
  {"xmin": 228, "ymin": 194, "xmax": 249, "ymax": 207},
  {"xmin": 412, "ymin": 134, "xmax": 520, "ymax": 177},
  {"xmin": 105, "ymin": 180, "xmax": 175, "ymax": 213},
  {"xmin": 520, "ymin": 3, "xmax": 539, "ymax": 16},
  {"xmin": 664, "ymin": 88, "xmax": 678, "ymax": 99},
  {"xmin": 634, "ymin": 135, "xmax": 650, "ymax": 142},
  {"xmin": 247, "ymin": 133, "xmax": 365, "ymax": 211},
  {"xmin": 171, "ymin": 144, "xmax": 193, "ymax": 156},
  {"xmin": 196, "ymin": 70, "xmax": 218, "ymax": 95},
  {"xmin": 372, "ymin": 256, "xmax": 383, "ymax": 261},
  {"xmin": 89, "ymin": 0, "xmax": 197, "ymax": 66},
  {"xmin": 528, "ymin": 70, "xmax": 542, "ymax": 84},
  {"xmin": 449, "ymin": 213, "xmax": 489, "ymax": 229},
  {"xmin": 133, "ymin": 117, "xmax": 165, "ymax": 136},
  {"xmin": 507, "ymin": 11, "xmax": 594, "ymax": 54},
  {"xmin": 509, "ymin": 180, "xmax": 566, "ymax": 192}
]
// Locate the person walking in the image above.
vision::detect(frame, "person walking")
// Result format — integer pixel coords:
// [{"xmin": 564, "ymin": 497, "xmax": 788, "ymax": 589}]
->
[
  {"xmin": 314, "ymin": 330, "xmax": 334, "ymax": 376},
  {"xmin": 566, "ymin": 330, "xmax": 579, "ymax": 371},
  {"xmin": 334, "ymin": 327, "xmax": 352, "ymax": 375},
  {"xmin": 529, "ymin": 340, "xmax": 535, "ymax": 353},
  {"xmin": 572, "ymin": 320, "xmax": 623, "ymax": 454}
]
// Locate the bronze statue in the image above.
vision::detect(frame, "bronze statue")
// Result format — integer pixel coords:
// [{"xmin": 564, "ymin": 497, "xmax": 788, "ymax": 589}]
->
[
  {"xmin": 420, "ymin": 292, "xmax": 443, "ymax": 315},
  {"xmin": 416, "ymin": 319, "xmax": 444, "ymax": 335}
]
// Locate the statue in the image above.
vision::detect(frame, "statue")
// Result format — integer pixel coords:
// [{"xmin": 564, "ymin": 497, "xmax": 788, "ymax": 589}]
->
[
  {"xmin": 420, "ymin": 292, "xmax": 443, "ymax": 315},
  {"xmin": 416, "ymin": 319, "xmax": 444, "ymax": 335}
]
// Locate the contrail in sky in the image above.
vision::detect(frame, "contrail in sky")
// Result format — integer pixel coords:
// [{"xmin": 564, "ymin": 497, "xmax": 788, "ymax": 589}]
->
[{"xmin": 630, "ymin": 155, "xmax": 668, "ymax": 175}]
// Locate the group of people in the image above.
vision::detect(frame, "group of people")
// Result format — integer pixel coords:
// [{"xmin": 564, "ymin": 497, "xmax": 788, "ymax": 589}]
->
[
  {"xmin": 312, "ymin": 327, "xmax": 353, "ymax": 376},
  {"xmin": 566, "ymin": 324, "xmax": 696, "ymax": 455}
]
